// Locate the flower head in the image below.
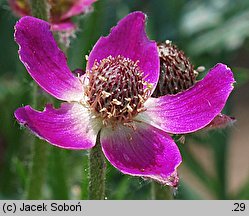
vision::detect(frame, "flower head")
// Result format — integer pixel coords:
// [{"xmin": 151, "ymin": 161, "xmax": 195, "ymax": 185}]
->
[
  {"xmin": 152, "ymin": 40, "xmax": 197, "ymax": 96},
  {"xmin": 14, "ymin": 12, "xmax": 235, "ymax": 186},
  {"xmin": 9, "ymin": 0, "xmax": 97, "ymax": 31},
  {"xmin": 153, "ymin": 40, "xmax": 236, "ymax": 130}
]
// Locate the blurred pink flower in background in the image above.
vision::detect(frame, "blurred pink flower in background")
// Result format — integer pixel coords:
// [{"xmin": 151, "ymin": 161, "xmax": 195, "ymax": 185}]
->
[{"xmin": 8, "ymin": 0, "xmax": 97, "ymax": 32}]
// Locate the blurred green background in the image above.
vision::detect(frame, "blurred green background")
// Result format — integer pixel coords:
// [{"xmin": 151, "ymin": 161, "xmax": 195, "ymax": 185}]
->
[{"xmin": 0, "ymin": 0, "xmax": 249, "ymax": 199}]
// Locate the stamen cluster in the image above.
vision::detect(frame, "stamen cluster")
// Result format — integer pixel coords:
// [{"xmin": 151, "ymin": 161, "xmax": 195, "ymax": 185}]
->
[{"xmin": 86, "ymin": 55, "xmax": 150, "ymax": 125}]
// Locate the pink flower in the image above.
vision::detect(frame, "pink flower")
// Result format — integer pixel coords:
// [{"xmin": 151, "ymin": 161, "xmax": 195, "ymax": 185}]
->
[
  {"xmin": 8, "ymin": 0, "xmax": 97, "ymax": 31},
  {"xmin": 153, "ymin": 41, "xmax": 236, "ymax": 130},
  {"xmin": 14, "ymin": 12, "xmax": 235, "ymax": 186}
]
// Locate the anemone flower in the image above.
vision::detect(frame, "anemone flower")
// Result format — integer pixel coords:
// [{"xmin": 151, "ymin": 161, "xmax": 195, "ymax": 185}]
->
[
  {"xmin": 9, "ymin": 0, "xmax": 97, "ymax": 31},
  {"xmin": 153, "ymin": 40, "xmax": 236, "ymax": 130},
  {"xmin": 14, "ymin": 12, "xmax": 235, "ymax": 186}
]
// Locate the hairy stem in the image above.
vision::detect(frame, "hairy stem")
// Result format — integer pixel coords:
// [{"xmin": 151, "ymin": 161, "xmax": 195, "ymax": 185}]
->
[
  {"xmin": 26, "ymin": 138, "xmax": 48, "ymax": 199},
  {"xmin": 29, "ymin": 0, "xmax": 49, "ymax": 21},
  {"xmin": 26, "ymin": 0, "xmax": 49, "ymax": 200},
  {"xmin": 88, "ymin": 133, "xmax": 106, "ymax": 200},
  {"xmin": 81, "ymin": 154, "xmax": 89, "ymax": 200},
  {"xmin": 151, "ymin": 181, "xmax": 173, "ymax": 200}
]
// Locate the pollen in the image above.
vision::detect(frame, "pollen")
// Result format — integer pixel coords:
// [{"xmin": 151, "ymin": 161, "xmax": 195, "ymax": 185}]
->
[
  {"xmin": 101, "ymin": 91, "xmax": 111, "ymax": 98},
  {"xmin": 112, "ymin": 99, "xmax": 122, "ymax": 106},
  {"xmin": 85, "ymin": 55, "xmax": 151, "ymax": 125}
]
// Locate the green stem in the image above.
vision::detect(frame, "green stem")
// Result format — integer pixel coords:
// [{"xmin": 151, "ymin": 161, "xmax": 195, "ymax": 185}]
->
[
  {"xmin": 48, "ymin": 148, "xmax": 69, "ymax": 199},
  {"xmin": 151, "ymin": 181, "xmax": 173, "ymax": 200},
  {"xmin": 81, "ymin": 154, "xmax": 89, "ymax": 200},
  {"xmin": 151, "ymin": 181, "xmax": 156, "ymax": 200},
  {"xmin": 26, "ymin": 139, "xmax": 48, "ymax": 199},
  {"xmin": 88, "ymin": 133, "xmax": 106, "ymax": 200},
  {"xmin": 29, "ymin": 0, "xmax": 49, "ymax": 20},
  {"xmin": 26, "ymin": 0, "xmax": 49, "ymax": 200}
]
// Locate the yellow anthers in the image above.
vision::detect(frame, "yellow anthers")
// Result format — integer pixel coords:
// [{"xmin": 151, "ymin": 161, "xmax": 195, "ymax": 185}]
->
[
  {"xmin": 146, "ymin": 83, "xmax": 153, "ymax": 90},
  {"xmin": 99, "ymin": 108, "xmax": 107, "ymax": 112},
  {"xmin": 101, "ymin": 91, "xmax": 111, "ymax": 99},
  {"xmin": 126, "ymin": 104, "xmax": 133, "ymax": 113},
  {"xmin": 138, "ymin": 94, "xmax": 145, "ymax": 103},
  {"xmin": 125, "ymin": 98, "xmax": 131, "ymax": 102},
  {"xmin": 98, "ymin": 75, "xmax": 107, "ymax": 82},
  {"xmin": 112, "ymin": 99, "xmax": 122, "ymax": 106}
]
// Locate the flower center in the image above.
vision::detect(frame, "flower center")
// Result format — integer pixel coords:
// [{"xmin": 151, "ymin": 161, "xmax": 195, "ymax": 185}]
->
[{"xmin": 85, "ymin": 55, "xmax": 151, "ymax": 125}]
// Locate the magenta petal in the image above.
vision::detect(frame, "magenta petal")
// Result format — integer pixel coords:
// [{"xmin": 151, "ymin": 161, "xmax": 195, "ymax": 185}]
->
[
  {"xmin": 145, "ymin": 63, "xmax": 235, "ymax": 134},
  {"xmin": 101, "ymin": 122, "xmax": 182, "ymax": 186},
  {"xmin": 14, "ymin": 16, "xmax": 84, "ymax": 101},
  {"xmin": 14, "ymin": 103, "xmax": 99, "ymax": 149},
  {"xmin": 87, "ymin": 11, "xmax": 159, "ymax": 91},
  {"xmin": 51, "ymin": 20, "xmax": 76, "ymax": 32},
  {"xmin": 8, "ymin": 0, "xmax": 30, "ymax": 17},
  {"xmin": 61, "ymin": 0, "xmax": 97, "ymax": 20}
]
